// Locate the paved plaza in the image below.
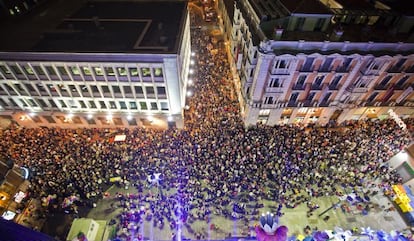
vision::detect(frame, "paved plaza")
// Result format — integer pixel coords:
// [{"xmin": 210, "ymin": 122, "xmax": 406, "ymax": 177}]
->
[{"xmin": 85, "ymin": 180, "xmax": 408, "ymax": 241}]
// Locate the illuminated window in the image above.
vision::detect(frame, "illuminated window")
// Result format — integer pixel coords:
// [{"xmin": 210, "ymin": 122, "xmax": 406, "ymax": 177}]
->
[
  {"xmin": 154, "ymin": 68, "xmax": 163, "ymax": 77},
  {"xmin": 70, "ymin": 66, "xmax": 80, "ymax": 75},
  {"xmin": 141, "ymin": 67, "xmax": 151, "ymax": 77},
  {"xmin": 105, "ymin": 67, "xmax": 115, "ymax": 76},
  {"xmin": 94, "ymin": 67, "xmax": 104, "ymax": 76},
  {"xmin": 24, "ymin": 66, "xmax": 35, "ymax": 75},
  {"xmin": 82, "ymin": 67, "xmax": 92, "ymax": 75},
  {"xmin": 117, "ymin": 67, "xmax": 127, "ymax": 76},
  {"xmin": 129, "ymin": 67, "xmax": 139, "ymax": 76}
]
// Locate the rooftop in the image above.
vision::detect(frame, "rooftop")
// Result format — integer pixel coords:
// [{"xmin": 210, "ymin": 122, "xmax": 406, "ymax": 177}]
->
[{"xmin": 0, "ymin": 0, "xmax": 187, "ymax": 54}]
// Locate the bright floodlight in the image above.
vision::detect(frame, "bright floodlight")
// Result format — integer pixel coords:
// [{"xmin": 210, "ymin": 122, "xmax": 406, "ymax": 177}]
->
[
  {"xmin": 167, "ymin": 116, "xmax": 173, "ymax": 122},
  {"xmin": 67, "ymin": 113, "xmax": 73, "ymax": 119},
  {"xmin": 29, "ymin": 112, "xmax": 36, "ymax": 117},
  {"xmin": 87, "ymin": 113, "xmax": 93, "ymax": 120},
  {"xmin": 186, "ymin": 90, "xmax": 193, "ymax": 97},
  {"xmin": 191, "ymin": 52, "xmax": 196, "ymax": 56},
  {"xmin": 189, "ymin": 69, "xmax": 194, "ymax": 74},
  {"xmin": 190, "ymin": 60, "xmax": 195, "ymax": 65},
  {"xmin": 106, "ymin": 114, "xmax": 112, "ymax": 121},
  {"xmin": 188, "ymin": 79, "xmax": 193, "ymax": 85}
]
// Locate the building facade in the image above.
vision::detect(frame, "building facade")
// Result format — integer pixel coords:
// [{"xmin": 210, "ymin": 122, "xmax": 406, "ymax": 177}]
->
[
  {"xmin": 0, "ymin": 0, "xmax": 191, "ymax": 129},
  {"xmin": 225, "ymin": 0, "xmax": 414, "ymax": 126}
]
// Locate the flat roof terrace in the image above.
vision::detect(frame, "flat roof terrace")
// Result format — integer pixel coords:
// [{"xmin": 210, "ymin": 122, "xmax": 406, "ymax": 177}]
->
[{"xmin": 0, "ymin": 0, "xmax": 187, "ymax": 54}]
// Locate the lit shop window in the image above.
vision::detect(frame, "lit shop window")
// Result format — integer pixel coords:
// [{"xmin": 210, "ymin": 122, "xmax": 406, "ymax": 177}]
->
[
  {"xmin": 105, "ymin": 67, "xmax": 115, "ymax": 76},
  {"xmin": 129, "ymin": 68, "xmax": 139, "ymax": 76},
  {"xmin": 70, "ymin": 66, "xmax": 80, "ymax": 75}
]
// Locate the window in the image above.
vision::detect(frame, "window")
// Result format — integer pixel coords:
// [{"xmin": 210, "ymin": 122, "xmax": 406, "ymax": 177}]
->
[
  {"xmin": 157, "ymin": 86, "xmax": 166, "ymax": 95},
  {"xmin": 314, "ymin": 75, "xmax": 324, "ymax": 87},
  {"xmin": 79, "ymin": 100, "xmax": 87, "ymax": 108},
  {"xmin": 23, "ymin": 65, "xmax": 35, "ymax": 75},
  {"xmin": 77, "ymin": 85, "xmax": 86, "ymax": 93},
  {"xmin": 135, "ymin": 86, "xmax": 143, "ymax": 94},
  {"xmin": 59, "ymin": 100, "xmax": 67, "ymax": 108},
  {"xmin": 117, "ymin": 67, "xmax": 127, "ymax": 76},
  {"xmin": 297, "ymin": 75, "xmax": 306, "ymax": 86},
  {"xmin": 91, "ymin": 85, "xmax": 99, "ymax": 93},
  {"xmin": 129, "ymin": 67, "xmax": 139, "ymax": 76},
  {"xmin": 45, "ymin": 66, "xmax": 57, "ymax": 76},
  {"xmin": 396, "ymin": 75, "xmax": 409, "ymax": 87},
  {"xmin": 160, "ymin": 102, "xmax": 169, "ymax": 111},
  {"xmin": 367, "ymin": 92, "xmax": 378, "ymax": 103},
  {"xmin": 289, "ymin": 92, "xmax": 299, "ymax": 102},
  {"xmin": 130, "ymin": 101, "xmax": 137, "ymax": 109},
  {"xmin": 302, "ymin": 58, "xmax": 314, "ymax": 71},
  {"xmin": 0, "ymin": 65, "xmax": 11, "ymax": 74},
  {"xmin": 264, "ymin": 96, "xmax": 273, "ymax": 104},
  {"xmin": 269, "ymin": 78, "xmax": 281, "ymax": 88},
  {"xmin": 150, "ymin": 102, "xmax": 158, "ymax": 110},
  {"xmin": 28, "ymin": 99, "xmax": 38, "ymax": 107},
  {"xmin": 57, "ymin": 66, "xmax": 68, "ymax": 76},
  {"xmin": 112, "ymin": 86, "xmax": 121, "ymax": 93},
  {"xmin": 70, "ymin": 66, "xmax": 80, "ymax": 75},
  {"xmin": 88, "ymin": 101, "xmax": 97, "ymax": 108},
  {"xmin": 330, "ymin": 75, "xmax": 342, "ymax": 89},
  {"xmin": 68, "ymin": 85, "xmax": 77, "ymax": 93},
  {"xmin": 24, "ymin": 83, "xmax": 35, "ymax": 92},
  {"xmin": 123, "ymin": 86, "xmax": 132, "ymax": 94},
  {"xmin": 141, "ymin": 67, "xmax": 151, "ymax": 77},
  {"xmin": 154, "ymin": 68, "xmax": 163, "ymax": 77},
  {"xmin": 146, "ymin": 86, "xmax": 155, "ymax": 95},
  {"xmin": 320, "ymin": 58, "xmax": 333, "ymax": 72},
  {"xmin": 34, "ymin": 66, "xmax": 45, "ymax": 75},
  {"xmin": 306, "ymin": 92, "xmax": 316, "ymax": 101},
  {"xmin": 105, "ymin": 67, "xmax": 115, "ymax": 76},
  {"xmin": 10, "ymin": 65, "xmax": 23, "ymax": 75},
  {"xmin": 82, "ymin": 66, "xmax": 92, "ymax": 75},
  {"xmin": 36, "ymin": 83, "xmax": 46, "ymax": 92},
  {"xmin": 48, "ymin": 99, "xmax": 58, "ymax": 108},
  {"xmin": 99, "ymin": 101, "xmax": 107, "ymax": 109},
  {"xmin": 20, "ymin": 99, "xmax": 28, "ymax": 107},
  {"xmin": 94, "ymin": 67, "xmax": 104, "ymax": 76},
  {"xmin": 322, "ymin": 92, "xmax": 332, "ymax": 103},
  {"xmin": 109, "ymin": 101, "xmax": 117, "ymax": 109},
  {"xmin": 379, "ymin": 75, "xmax": 392, "ymax": 87},
  {"xmin": 274, "ymin": 60, "xmax": 288, "ymax": 69},
  {"xmin": 119, "ymin": 101, "xmax": 127, "ymax": 109},
  {"xmin": 140, "ymin": 101, "xmax": 148, "ymax": 110},
  {"xmin": 101, "ymin": 85, "xmax": 110, "ymax": 93}
]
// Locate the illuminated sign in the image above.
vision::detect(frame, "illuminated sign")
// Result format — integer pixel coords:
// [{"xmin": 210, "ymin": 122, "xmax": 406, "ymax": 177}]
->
[{"xmin": 388, "ymin": 109, "xmax": 407, "ymax": 130}]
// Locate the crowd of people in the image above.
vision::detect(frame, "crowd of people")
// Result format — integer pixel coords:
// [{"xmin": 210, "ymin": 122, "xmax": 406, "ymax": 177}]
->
[{"xmin": 0, "ymin": 6, "xmax": 413, "ymax": 241}]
